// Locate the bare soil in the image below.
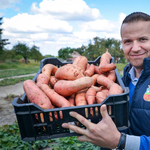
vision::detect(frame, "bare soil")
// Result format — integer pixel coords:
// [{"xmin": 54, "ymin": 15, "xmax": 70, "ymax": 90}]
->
[{"xmin": 0, "ymin": 82, "xmax": 24, "ymax": 127}]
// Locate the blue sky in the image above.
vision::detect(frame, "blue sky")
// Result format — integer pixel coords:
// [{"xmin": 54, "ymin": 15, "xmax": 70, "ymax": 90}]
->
[{"xmin": 1, "ymin": 0, "xmax": 150, "ymax": 56}]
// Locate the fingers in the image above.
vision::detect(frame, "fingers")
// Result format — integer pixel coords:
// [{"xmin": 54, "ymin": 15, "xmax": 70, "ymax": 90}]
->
[
  {"xmin": 100, "ymin": 104, "xmax": 109, "ymax": 119},
  {"xmin": 62, "ymin": 111, "xmax": 93, "ymax": 136},
  {"xmin": 69, "ymin": 111, "xmax": 93, "ymax": 128},
  {"xmin": 62, "ymin": 122, "xmax": 87, "ymax": 135},
  {"xmin": 78, "ymin": 135, "xmax": 90, "ymax": 142}
]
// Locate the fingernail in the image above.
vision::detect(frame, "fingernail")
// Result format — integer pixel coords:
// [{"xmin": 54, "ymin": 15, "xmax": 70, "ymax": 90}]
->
[
  {"xmin": 69, "ymin": 112, "xmax": 73, "ymax": 116},
  {"xmin": 62, "ymin": 123, "xmax": 66, "ymax": 127}
]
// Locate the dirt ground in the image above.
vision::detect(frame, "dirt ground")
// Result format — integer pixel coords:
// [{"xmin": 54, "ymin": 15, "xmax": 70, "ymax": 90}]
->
[
  {"xmin": 0, "ymin": 82, "xmax": 24, "ymax": 126},
  {"xmin": 0, "ymin": 82, "xmax": 53, "ymax": 149}
]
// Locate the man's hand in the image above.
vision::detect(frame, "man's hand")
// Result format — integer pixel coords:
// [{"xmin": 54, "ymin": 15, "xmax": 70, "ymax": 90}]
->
[{"xmin": 62, "ymin": 104, "xmax": 121, "ymax": 149}]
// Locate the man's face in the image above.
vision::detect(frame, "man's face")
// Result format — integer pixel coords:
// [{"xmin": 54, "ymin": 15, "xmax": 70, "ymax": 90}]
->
[{"xmin": 121, "ymin": 21, "xmax": 150, "ymax": 69}]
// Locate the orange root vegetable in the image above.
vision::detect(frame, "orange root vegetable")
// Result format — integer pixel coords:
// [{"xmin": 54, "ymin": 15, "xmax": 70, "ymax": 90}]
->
[
  {"xmin": 99, "ymin": 63, "xmax": 116, "ymax": 74},
  {"xmin": 23, "ymin": 80, "xmax": 53, "ymax": 109},
  {"xmin": 108, "ymin": 83, "xmax": 123, "ymax": 95},
  {"xmin": 97, "ymin": 74, "xmax": 114, "ymax": 88},
  {"xmin": 68, "ymin": 94, "xmax": 75, "ymax": 106},
  {"xmin": 38, "ymin": 84, "xmax": 71, "ymax": 108},
  {"xmin": 99, "ymin": 49, "xmax": 111, "ymax": 66},
  {"xmin": 91, "ymin": 74, "xmax": 99, "ymax": 85},
  {"xmin": 91, "ymin": 85, "xmax": 103, "ymax": 92},
  {"xmin": 86, "ymin": 87, "xmax": 96, "ymax": 105},
  {"xmin": 107, "ymin": 70, "xmax": 116, "ymax": 81},
  {"xmin": 36, "ymin": 73, "xmax": 49, "ymax": 86},
  {"xmin": 73, "ymin": 56, "xmax": 88, "ymax": 73},
  {"xmin": 42, "ymin": 64, "xmax": 58, "ymax": 80},
  {"xmin": 49, "ymin": 75, "xmax": 58, "ymax": 87},
  {"xmin": 54, "ymin": 76, "xmax": 94, "ymax": 97},
  {"xmin": 55, "ymin": 64, "xmax": 84, "ymax": 80},
  {"xmin": 101, "ymin": 87, "xmax": 109, "ymax": 96},
  {"xmin": 94, "ymin": 66, "xmax": 101, "ymax": 74},
  {"xmin": 96, "ymin": 91, "xmax": 107, "ymax": 104},
  {"xmin": 84, "ymin": 64, "xmax": 95, "ymax": 77},
  {"xmin": 75, "ymin": 91, "xmax": 87, "ymax": 106}
]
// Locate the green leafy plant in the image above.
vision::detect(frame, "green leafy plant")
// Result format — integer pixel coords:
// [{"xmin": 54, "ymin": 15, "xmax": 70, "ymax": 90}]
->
[
  {"xmin": 0, "ymin": 122, "xmax": 52, "ymax": 150},
  {"xmin": 52, "ymin": 136, "xmax": 100, "ymax": 150}
]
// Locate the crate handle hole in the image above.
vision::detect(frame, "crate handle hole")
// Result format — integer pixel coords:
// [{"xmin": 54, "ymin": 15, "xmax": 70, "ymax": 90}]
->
[
  {"xmin": 95, "ymin": 107, "xmax": 98, "ymax": 116},
  {"xmin": 85, "ymin": 108, "xmax": 88, "ymax": 118},
  {"xmin": 108, "ymin": 106, "xmax": 112, "ymax": 115}
]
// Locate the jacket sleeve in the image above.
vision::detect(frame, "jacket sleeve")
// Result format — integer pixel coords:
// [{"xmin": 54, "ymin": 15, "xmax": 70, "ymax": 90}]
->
[
  {"xmin": 140, "ymin": 135, "xmax": 150, "ymax": 150},
  {"xmin": 124, "ymin": 134, "xmax": 140, "ymax": 150}
]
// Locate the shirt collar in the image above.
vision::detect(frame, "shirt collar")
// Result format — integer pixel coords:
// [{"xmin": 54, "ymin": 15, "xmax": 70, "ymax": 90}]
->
[
  {"xmin": 128, "ymin": 66, "xmax": 138, "ymax": 85},
  {"xmin": 128, "ymin": 66, "xmax": 138, "ymax": 81}
]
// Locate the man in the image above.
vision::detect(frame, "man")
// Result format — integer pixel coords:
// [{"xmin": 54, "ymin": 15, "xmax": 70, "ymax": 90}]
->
[{"xmin": 62, "ymin": 12, "xmax": 150, "ymax": 150}]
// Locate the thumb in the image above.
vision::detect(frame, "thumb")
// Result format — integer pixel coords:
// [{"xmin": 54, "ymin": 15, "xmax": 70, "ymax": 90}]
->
[{"xmin": 100, "ymin": 104, "xmax": 109, "ymax": 119}]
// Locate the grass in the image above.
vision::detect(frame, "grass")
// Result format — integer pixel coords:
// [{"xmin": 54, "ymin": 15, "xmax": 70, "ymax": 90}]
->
[
  {"xmin": 0, "ymin": 60, "xmax": 40, "ymax": 69},
  {"xmin": 0, "ymin": 76, "xmax": 34, "ymax": 86},
  {"xmin": 0, "ymin": 61, "xmax": 126, "ymax": 87},
  {"xmin": 0, "ymin": 61, "xmax": 40, "ymax": 86},
  {"xmin": 115, "ymin": 63, "xmax": 127, "ymax": 72},
  {"xmin": 0, "ymin": 68, "xmax": 39, "ymax": 78}
]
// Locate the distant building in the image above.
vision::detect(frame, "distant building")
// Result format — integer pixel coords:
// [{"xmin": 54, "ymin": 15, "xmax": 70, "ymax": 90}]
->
[{"xmin": 66, "ymin": 51, "xmax": 81, "ymax": 62}]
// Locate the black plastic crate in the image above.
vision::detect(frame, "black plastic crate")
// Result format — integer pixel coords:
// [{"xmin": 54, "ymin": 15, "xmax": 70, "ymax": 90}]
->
[{"xmin": 12, "ymin": 56, "xmax": 129, "ymax": 141}]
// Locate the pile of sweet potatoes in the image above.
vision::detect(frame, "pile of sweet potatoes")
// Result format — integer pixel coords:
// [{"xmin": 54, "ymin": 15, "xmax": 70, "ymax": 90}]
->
[{"xmin": 23, "ymin": 49, "xmax": 123, "ymax": 120}]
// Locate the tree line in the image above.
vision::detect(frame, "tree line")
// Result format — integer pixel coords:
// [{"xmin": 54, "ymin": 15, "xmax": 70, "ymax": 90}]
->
[{"xmin": 58, "ymin": 37, "xmax": 125, "ymax": 63}]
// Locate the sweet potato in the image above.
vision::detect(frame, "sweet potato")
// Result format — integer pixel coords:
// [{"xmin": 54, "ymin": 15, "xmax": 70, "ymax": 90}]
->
[
  {"xmin": 75, "ymin": 91, "xmax": 87, "ymax": 106},
  {"xmin": 86, "ymin": 87, "xmax": 96, "ymax": 105},
  {"xmin": 36, "ymin": 73, "xmax": 49, "ymax": 86},
  {"xmin": 107, "ymin": 70, "xmax": 116, "ymax": 81},
  {"xmin": 84, "ymin": 64, "xmax": 95, "ymax": 77},
  {"xmin": 55, "ymin": 64, "xmax": 84, "ymax": 80},
  {"xmin": 99, "ymin": 49, "xmax": 111, "ymax": 66},
  {"xmin": 98, "ymin": 49, "xmax": 117, "ymax": 74},
  {"xmin": 38, "ymin": 84, "xmax": 71, "ymax": 108},
  {"xmin": 91, "ymin": 74, "xmax": 99, "ymax": 85},
  {"xmin": 23, "ymin": 80, "xmax": 53, "ymax": 110},
  {"xmin": 54, "ymin": 76, "xmax": 94, "ymax": 97},
  {"xmin": 49, "ymin": 75, "xmax": 58, "ymax": 87},
  {"xmin": 94, "ymin": 66, "xmax": 101, "ymax": 74},
  {"xmin": 42, "ymin": 64, "xmax": 58, "ymax": 80},
  {"xmin": 108, "ymin": 83, "xmax": 123, "ymax": 95},
  {"xmin": 96, "ymin": 91, "xmax": 107, "ymax": 104},
  {"xmin": 73, "ymin": 56, "xmax": 88, "ymax": 73},
  {"xmin": 99, "ymin": 63, "xmax": 116, "ymax": 74},
  {"xmin": 97, "ymin": 74, "xmax": 114, "ymax": 88},
  {"xmin": 68, "ymin": 94, "xmax": 75, "ymax": 106},
  {"xmin": 91, "ymin": 85, "xmax": 103, "ymax": 92}
]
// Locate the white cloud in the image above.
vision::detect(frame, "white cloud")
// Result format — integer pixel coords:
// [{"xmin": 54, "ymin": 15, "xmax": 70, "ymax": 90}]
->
[
  {"xmin": 0, "ymin": 0, "xmax": 20, "ymax": 9},
  {"xmin": 31, "ymin": 0, "xmax": 101, "ymax": 21},
  {"xmin": 2, "ymin": 13, "xmax": 73, "ymax": 33},
  {"xmin": 80, "ymin": 19, "xmax": 117, "ymax": 32},
  {"xmin": 119, "ymin": 13, "xmax": 126, "ymax": 25},
  {"xmin": 2, "ymin": 0, "xmax": 123, "ymax": 56}
]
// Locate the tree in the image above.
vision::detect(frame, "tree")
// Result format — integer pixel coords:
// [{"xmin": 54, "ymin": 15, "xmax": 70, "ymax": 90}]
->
[
  {"xmin": 58, "ymin": 47, "xmax": 73, "ymax": 60},
  {"xmin": 30, "ymin": 45, "xmax": 43, "ymax": 62},
  {"xmin": 0, "ymin": 17, "xmax": 10, "ymax": 60},
  {"xmin": 13, "ymin": 42, "xmax": 30, "ymax": 64}
]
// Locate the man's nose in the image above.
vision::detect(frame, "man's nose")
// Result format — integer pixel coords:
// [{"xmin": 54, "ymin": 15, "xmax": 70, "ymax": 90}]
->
[{"xmin": 131, "ymin": 41, "xmax": 141, "ymax": 51}]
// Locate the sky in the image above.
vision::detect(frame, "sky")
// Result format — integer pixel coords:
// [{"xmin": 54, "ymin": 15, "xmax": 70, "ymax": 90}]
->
[{"xmin": 1, "ymin": 0, "xmax": 150, "ymax": 56}]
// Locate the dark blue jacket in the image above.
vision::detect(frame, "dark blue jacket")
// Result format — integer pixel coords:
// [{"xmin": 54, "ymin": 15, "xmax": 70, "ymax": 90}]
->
[{"xmin": 122, "ymin": 58, "xmax": 150, "ymax": 149}]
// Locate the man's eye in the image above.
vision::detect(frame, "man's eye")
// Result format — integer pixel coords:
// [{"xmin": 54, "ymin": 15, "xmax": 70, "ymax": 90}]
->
[
  {"xmin": 124, "ymin": 40, "xmax": 131, "ymax": 44},
  {"xmin": 140, "ymin": 38, "xmax": 147, "ymax": 42}
]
